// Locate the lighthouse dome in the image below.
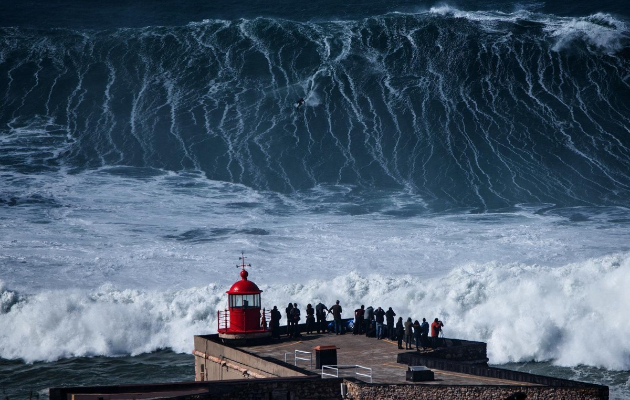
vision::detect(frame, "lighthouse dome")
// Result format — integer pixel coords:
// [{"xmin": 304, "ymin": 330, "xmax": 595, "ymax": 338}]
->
[{"xmin": 227, "ymin": 269, "xmax": 263, "ymax": 294}]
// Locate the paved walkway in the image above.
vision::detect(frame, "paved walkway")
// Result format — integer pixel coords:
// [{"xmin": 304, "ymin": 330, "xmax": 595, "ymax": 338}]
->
[{"xmin": 240, "ymin": 333, "xmax": 539, "ymax": 386}]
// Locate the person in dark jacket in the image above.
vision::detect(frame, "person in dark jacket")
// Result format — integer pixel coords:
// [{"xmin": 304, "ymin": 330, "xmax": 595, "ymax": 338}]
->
[
  {"xmin": 290, "ymin": 303, "xmax": 301, "ymax": 338},
  {"xmin": 404, "ymin": 317, "xmax": 413, "ymax": 349},
  {"xmin": 363, "ymin": 306, "xmax": 374, "ymax": 336},
  {"xmin": 420, "ymin": 318, "xmax": 429, "ymax": 349},
  {"xmin": 413, "ymin": 320, "xmax": 421, "ymax": 350},
  {"xmin": 395, "ymin": 317, "xmax": 404, "ymax": 349},
  {"xmin": 285, "ymin": 303, "xmax": 294, "ymax": 337},
  {"xmin": 329, "ymin": 300, "xmax": 343, "ymax": 334},
  {"xmin": 305, "ymin": 304, "xmax": 315, "ymax": 334},
  {"xmin": 374, "ymin": 307, "xmax": 386, "ymax": 340},
  {"xmin": 270, "ymin": 306, "xmax": 281, "ymax": 339},
  {"xmin": 385, "ymin": 307, "xmax": 396, "ymax": 340},
  {"xmin": 354, "ymin": 305, "xmax": 364, "ymax": 335},
  {"xmin": 315, "ymin": 303, "xmax": 328, "ymax": 333}
]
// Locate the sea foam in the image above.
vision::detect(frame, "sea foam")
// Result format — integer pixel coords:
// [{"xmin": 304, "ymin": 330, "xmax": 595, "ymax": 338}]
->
[{"xmin": 2, "ymin": 253, "xmax": 629, "ymax": 370}]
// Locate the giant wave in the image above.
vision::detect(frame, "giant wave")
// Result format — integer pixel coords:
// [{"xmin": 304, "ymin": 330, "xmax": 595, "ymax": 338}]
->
[{"xmin": 1, "ymin": 9, "xmax": 630, "ymax": 211}]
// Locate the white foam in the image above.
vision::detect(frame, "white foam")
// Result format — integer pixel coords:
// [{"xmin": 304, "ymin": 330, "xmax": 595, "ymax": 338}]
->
[
  {"xmin": 426, "ymin": 6, "xmax": 628, "ymax": 53},
  {"xmin": 545, "ymin": 13, "xmax": 629, "ymax": 52},
  {"xmin": 2, "ymin": 253, "xmax": 630, "ymax": 370}
]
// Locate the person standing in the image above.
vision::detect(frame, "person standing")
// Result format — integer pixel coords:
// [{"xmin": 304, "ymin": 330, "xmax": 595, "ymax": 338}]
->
[
  {"xmin": 354, "ymin": 305, "xmax": 365, "ymax": 335},
  {"xmin": 420, "ymin": 318, "xmax": 429, "ymax": 350},
  {"xmin": 270, "ymin": 306, "xmax": 281, "ymax": 339},
  {"xmin": 315, "ymin": 303, "xmax": 329, "ymax": 333},
  {"xmin": 420, "ymin": 318, "xmax": 430, "ymax": 349},
  {"xmin": 413, "ymin": 320, "xmax": 421, "ymax": 350},
  {"xmin": 305, "ymin": 304, "xmax": 315, "ymax": 334},
  {"xmin": 385, "ymin": 307, "xmax": 396, "ymax": 340},
  {"xmin": 363, "ymin": 306, "xmax": 374, "ymax": 336},
  {"xmin": 395, "ymin": 317, "xmax": 404, "ymax": 349},
  {"xmin": 431, "ymin": 318, "xmax": 444, "ymax": 348},
  {"xmin": 374, "ymin": 307, "xmax": 386, "ymax": 340},
  {"xmin": 290, "ymin": 303, "xmax": 301, "ymax": 338},
  {"xmin": 329, "ymin": 300, "xmax": 343, "ymax": 335},
  {"xmin": 285, "ymin": 303, "xmax": 294, "ymax": 338},
  {"xmin": 404, "ymin": 317, "xmax": 413, "ymax": 350}
]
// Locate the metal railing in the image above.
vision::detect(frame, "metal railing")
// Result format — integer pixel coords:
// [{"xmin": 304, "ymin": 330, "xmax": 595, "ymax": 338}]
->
[
  {"xmin": 217, "ymin": 309, "xmax": 229, "ymax": 331},
  {"xmin": 321, "ymin": 365, "xmax": 373, "ymax": 383},
  {"xmin": 284, "ymin": 350, "xmax": 313, "ymax": 369},
  {"xmin": 261, "ymin": 308, "xmax": 271, "ymax": 330},
  {"xmin": 217, "ymin": 308, "xmax": 271, "ymax": 331},
  {"xmin": 294, "ymin": 350, "xmax": 312, "ymax": 368}
]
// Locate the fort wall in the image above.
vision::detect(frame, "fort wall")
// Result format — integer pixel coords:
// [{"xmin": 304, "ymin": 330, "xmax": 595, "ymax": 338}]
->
[
  {"xmin": 344, "ymin": 379, "xmax": 608, "ymax": 400},
  {"xmin": 52, "ymin": 377, "xmax": 609, "ymax": 400},
  {"xmin": 193, "ymin": 334, "xmax": 312, "ymax": 381}
]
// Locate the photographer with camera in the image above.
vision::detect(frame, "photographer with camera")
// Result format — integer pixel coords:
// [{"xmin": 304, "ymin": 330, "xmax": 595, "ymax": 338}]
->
[{"xmin": 430, "ymin": 318, "xmax": 444, "ymax": 348}]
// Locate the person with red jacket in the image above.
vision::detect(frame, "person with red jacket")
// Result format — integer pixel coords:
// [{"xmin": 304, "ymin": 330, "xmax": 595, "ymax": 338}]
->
[{"xmin": 430, "ymin": 318, "xmax": 444, "ymax": 348}]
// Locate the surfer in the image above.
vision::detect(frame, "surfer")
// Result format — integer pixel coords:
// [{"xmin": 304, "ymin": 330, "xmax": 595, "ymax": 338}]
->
[{"xmin": 295, "ymin": 98, "xmax": 305, "ymax": 108}]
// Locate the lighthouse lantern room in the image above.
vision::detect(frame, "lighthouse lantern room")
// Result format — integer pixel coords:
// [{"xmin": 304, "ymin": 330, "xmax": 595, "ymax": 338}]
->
[{"xmin": 217, "ymin": 253, "xmax": 271, "ymax": 341}]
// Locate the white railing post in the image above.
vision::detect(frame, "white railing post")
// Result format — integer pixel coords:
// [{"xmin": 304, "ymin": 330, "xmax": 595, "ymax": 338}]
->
[
  {"xmin": 321, "ymin": 365, "xmax": 372, "ymax": 383},
  {"xmin": 294, "ymin": 350, "xmax": 312, "ymax": 369}
]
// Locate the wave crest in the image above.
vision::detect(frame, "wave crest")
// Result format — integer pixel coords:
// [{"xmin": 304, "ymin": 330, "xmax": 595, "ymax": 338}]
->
[{"xmin": 2, "ymin": 254, "xmax": 630, "ymax": 370}]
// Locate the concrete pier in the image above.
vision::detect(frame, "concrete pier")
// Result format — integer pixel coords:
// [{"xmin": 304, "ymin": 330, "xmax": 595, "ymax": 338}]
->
[{"xmin": 50, "ymin": 329, "xmax": 609, "ymax": 400}]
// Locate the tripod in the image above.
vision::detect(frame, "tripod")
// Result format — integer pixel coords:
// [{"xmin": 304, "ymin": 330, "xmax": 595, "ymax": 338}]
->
[{"xmin": 438, "ymin": 327, "xmax": 447, "ymax": 347}]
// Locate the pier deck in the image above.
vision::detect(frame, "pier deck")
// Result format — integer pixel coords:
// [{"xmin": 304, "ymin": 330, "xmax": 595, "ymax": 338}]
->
[{"xmin": 239, "ymin": 333, "xmax": 539, "ymax": 386}]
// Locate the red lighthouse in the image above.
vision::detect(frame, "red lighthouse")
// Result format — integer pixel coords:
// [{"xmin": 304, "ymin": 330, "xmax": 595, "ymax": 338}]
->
[{"xmin": 217, "ymin": 253, "xmax": 271, "ymax": 342}]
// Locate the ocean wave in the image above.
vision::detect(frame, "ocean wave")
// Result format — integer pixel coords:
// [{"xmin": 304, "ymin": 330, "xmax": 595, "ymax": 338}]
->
[
  {"xmin": 1, "ymin": 10, "xmax": 629, "ymax": 210},
  {"xmin": 2, "ymin": 253, "xmax": 630, "ymax": 370}
]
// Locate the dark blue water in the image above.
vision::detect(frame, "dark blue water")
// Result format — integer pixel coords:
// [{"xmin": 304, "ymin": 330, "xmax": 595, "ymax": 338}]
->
[
  {"xmin": 2, "ymin": 1, "xmax": 630, "ymax": 399},
  {"xmin": 1, "ymin": 0, "xmax": 629, "ymax": 29},
  {"xmin": 2, "ymin": 5, "xmax": 630, "ymax": 211}
]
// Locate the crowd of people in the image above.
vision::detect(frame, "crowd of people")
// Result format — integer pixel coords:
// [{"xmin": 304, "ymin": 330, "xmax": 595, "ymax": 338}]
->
[{"xmin": 268, "ymin": 301, "xmax": 445, "ymax": 350}]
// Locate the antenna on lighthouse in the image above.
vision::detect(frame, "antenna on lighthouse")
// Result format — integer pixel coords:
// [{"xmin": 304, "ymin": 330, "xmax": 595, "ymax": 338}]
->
[{"xmin": 237, "ymin": 251, "xmax": 251, "ymax": 270}]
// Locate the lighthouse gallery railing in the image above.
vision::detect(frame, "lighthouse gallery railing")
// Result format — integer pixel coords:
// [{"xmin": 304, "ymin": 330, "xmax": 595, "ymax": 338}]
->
[{"xmin": 217, "ymin": 308, "xmax": 271, "ymax": 332}]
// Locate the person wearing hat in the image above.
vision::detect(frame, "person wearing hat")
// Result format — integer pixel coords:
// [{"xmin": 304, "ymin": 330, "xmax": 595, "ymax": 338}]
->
[{"xmin": 329, "ymin": 300, "xmax": 343, "ymax": 335}]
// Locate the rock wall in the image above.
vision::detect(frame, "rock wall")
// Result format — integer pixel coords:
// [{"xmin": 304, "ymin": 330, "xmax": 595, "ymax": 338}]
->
[
  {"xmin": 50, "ymin": 376, "xmax": 609, "ymax": 400},
  {"xmin": 169, "ymin": 378, "xmax": 344, "ymax": 400},
  {"xmin": 344, "ymin": 380, "xmax": 609, "ymax": 400},
  {"xmin": 424, "ymin": 338, "xmax": 489, "ymax": 364}
]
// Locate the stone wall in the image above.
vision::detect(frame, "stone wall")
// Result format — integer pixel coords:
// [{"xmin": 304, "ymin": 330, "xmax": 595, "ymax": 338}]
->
[
  {"xmin": 398, "ymin": 352, "xmax": 603, "ymax": 389},
  {"xmin": 50, "ymin": 377, "xmax": 343, "ymax": 400},
  {"xmin": 344, "ymin": 380, "xmax": 609, "ymax": 400},
  {"xmin": 194, "ymin": 335, "xmax": 312, "ymax": 381},
  {"xmin": 186, "ymin": 377, "xmax": 343, "ymax": 400},
  {"xmin": 50, "ymin": 376, "xmax": 609, "ymax": 400},
  {"xmin": 423, "ymin": 338, "xmax": 489, "ymax": 365}
]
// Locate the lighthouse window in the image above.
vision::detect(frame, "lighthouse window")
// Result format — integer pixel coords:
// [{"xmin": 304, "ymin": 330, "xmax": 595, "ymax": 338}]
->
[
  {"xmin": 230, "ymin": 295, "xmax": 243, "ymax": 308},
  {"xmin": 229, "ymin": 294, "xmax": 260, "ymax": 308},
  {"xmin": 243, "ymin": 294, "xmax": 260, "ymax": 308}
]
